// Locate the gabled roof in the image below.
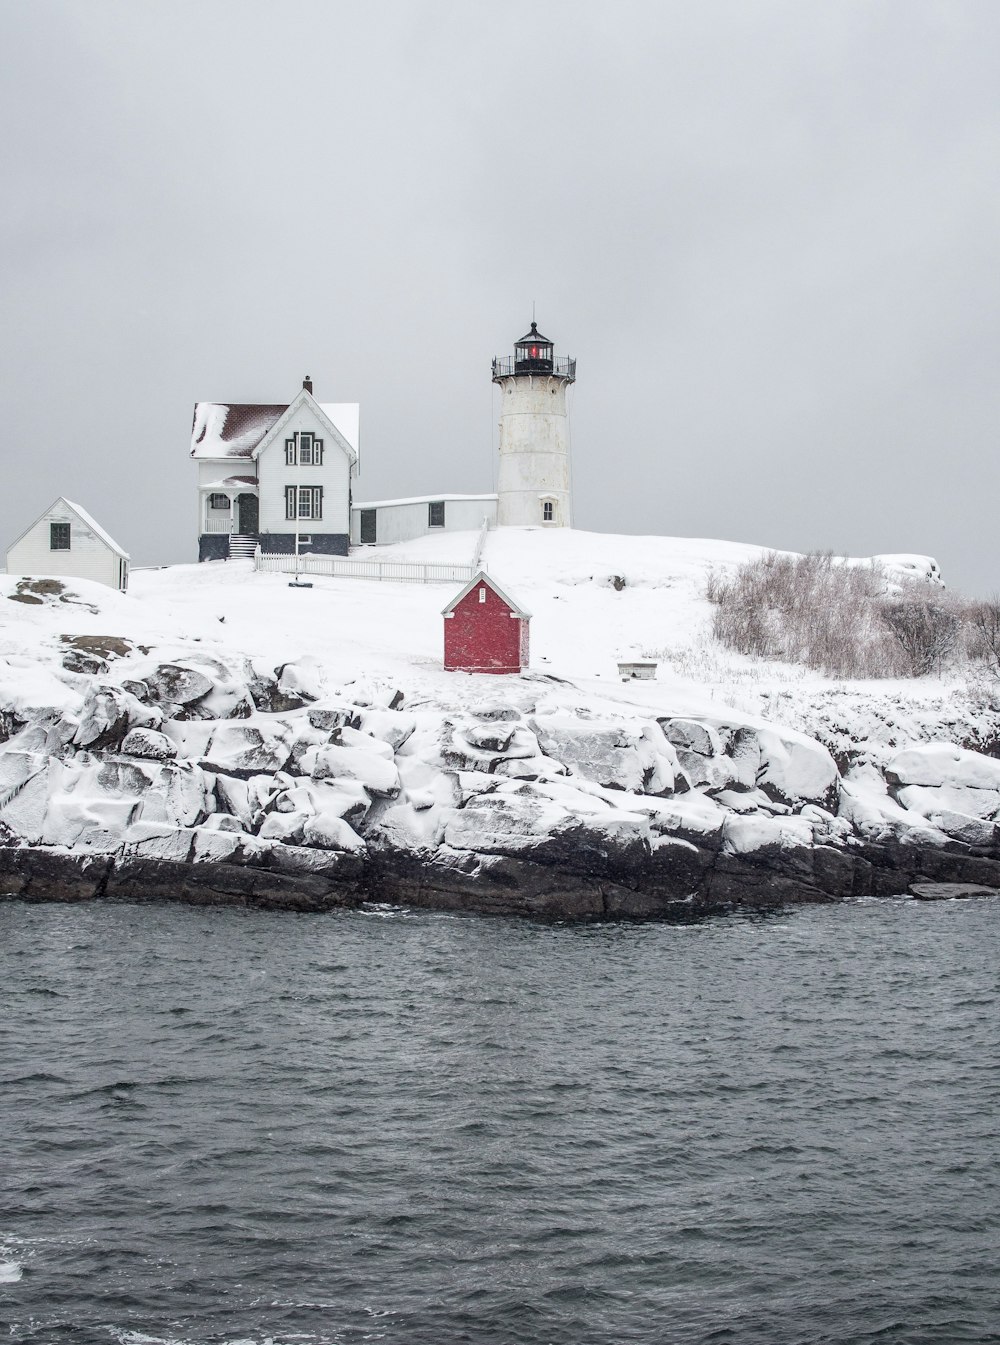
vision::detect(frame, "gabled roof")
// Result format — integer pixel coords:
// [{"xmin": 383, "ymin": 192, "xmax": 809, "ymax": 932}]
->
[
  {"xmin": 190, "ymin": 391, "xmax": 360, "ymax": 461},
  {"xmin": 250, "ymin": 391, "xmax": 358, "ymax": 468},
  {"xmin": 6, "ymin": 496, "xmax": 129, "ymax": 559},
  {"xmin": 442, "ymin": 570, "xmax": 531, "ymax": 618}
]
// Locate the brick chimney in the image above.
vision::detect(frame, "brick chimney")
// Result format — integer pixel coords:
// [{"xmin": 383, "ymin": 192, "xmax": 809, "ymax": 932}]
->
[{"xmin": 303, "ymin": 375, "xmax": 313, "ymax": 394}]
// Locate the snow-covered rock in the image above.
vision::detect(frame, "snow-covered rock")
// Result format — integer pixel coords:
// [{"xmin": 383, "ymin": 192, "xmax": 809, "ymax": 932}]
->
[
  {"xmin": 201, "ymin": 721, "xmax": 293, "ymax": 775},
  {"xmin": 312, "ymin": 742, "xmax": 401, "ymax": 797},
  {"xmin": 530, "ymin": 714, "xmax": 679, "ymax": 794},
  {"xmin": 121, "ymin": 728, "xmax": 178, "ymax": 761},
  {"xmin": 885, "ymin": 744, "xmax": 1000, "ymax": 791}
]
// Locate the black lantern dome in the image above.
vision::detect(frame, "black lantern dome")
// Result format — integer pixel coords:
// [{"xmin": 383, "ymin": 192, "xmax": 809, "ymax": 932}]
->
[{"xmin": 492, "ymin": 319, "xmax": 576, "ymax": 383}]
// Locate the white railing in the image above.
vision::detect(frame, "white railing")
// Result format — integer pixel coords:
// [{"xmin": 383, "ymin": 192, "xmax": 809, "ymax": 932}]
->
[
  {"xmin": 203, "ymin": 519, "xmax": 234, "ymax": 534},
  {"xmin": 255, "ymin": 552, "xmax": 476, "ymax": 584}
]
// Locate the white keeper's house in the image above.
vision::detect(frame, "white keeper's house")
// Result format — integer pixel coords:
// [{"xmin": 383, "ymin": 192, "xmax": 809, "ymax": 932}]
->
[{"xmin": 190, "ymin": 378, "xmax": 360, "ymax": 561}]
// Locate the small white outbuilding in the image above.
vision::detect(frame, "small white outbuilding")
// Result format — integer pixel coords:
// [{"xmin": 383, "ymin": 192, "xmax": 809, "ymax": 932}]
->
[{"xmin": 5, "ymin": 497, "xmax": 130, "ymax": 593}]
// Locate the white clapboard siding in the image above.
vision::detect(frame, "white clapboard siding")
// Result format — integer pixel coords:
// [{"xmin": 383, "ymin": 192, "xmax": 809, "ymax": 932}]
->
[
  {"xmin": 257, "ymin": 405, "xmax": 352, "ymax": 536},
  {"xmin": 5, "ymin": 498, "xmax": 129, "ymax": 592}
]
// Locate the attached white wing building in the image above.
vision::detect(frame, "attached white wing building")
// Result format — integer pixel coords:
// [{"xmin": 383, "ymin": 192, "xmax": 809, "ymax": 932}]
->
[{"xmin": 5, "ymin": 497, "xmax": 130, "ymax": 592}]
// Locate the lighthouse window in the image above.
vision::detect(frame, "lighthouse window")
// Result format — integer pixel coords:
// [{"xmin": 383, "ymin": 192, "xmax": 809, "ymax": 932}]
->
[
  {"xmin": 428, "ymin": 501, "xmax": 445, "ymax": 528},
  {"xmin": 543, "ymin": 501, "xmax": 554, "ymax": 522}
]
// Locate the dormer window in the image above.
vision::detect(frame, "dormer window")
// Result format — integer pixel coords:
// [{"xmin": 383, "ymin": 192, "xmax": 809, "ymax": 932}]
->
[{"xmin": 285, "ymin": 433, "xmax": 324, "ymax": 466}]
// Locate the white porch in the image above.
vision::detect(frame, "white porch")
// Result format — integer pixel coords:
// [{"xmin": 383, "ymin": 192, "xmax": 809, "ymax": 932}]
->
[{"xmin": 200, "ymin": 478, "xmax": 259, "ymax": 535}]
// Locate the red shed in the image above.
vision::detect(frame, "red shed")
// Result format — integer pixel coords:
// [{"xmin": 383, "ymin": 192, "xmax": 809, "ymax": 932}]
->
[{"xmin": 442, "ymin": 571, "xmax": 531, "ymax": 673}]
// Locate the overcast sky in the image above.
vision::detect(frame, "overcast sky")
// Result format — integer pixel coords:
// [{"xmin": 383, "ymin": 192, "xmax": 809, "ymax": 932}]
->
[{"xmin": 3, "ymin": 0, "xmax": 999, "ymax": 593}]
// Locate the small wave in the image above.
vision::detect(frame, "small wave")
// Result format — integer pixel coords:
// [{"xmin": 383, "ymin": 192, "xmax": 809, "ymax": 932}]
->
[{"xmin": 0, "ymin": 1257, "xmax": 23, "ymax": 1283}]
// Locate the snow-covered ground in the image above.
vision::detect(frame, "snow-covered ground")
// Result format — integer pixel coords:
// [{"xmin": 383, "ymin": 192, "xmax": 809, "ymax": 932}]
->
[{"xmin": 1, "ymin": 527, "xmax": 997, "ymax": 903}]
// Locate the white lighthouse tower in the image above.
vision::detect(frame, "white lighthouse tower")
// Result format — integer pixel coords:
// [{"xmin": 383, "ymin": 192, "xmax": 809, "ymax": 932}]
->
[{"xmin": 492, "ymin": 320, "xmax": 576, "ymax": 527}]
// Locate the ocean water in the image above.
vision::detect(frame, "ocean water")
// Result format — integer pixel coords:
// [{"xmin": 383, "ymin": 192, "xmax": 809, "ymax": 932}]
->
[{"xmin": 2, "ymin": 896, "xmax": 999, "ymax": 1345}]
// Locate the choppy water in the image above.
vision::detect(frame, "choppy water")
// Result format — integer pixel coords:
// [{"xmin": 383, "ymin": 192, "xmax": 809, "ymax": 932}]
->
[{"xmin": 2, "ymin": 896, "xmax": 999, "ymax": 1345}]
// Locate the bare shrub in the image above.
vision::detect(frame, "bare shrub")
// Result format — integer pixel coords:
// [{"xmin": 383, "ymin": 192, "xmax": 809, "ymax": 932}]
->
[
  {"xmin": 708, "ymin": 552, "xmax": 914, "ymax": 679},
  {"xmin": 879, "ymin": 593, "xmax": 961, "ymax": 676},
  {"xmin": 967, "ymin": 596, "xmax": 1000, "ymax": 674},
  {"xmin": 704, "ymin": 567, "xmax": 724, "ymax": 603}
]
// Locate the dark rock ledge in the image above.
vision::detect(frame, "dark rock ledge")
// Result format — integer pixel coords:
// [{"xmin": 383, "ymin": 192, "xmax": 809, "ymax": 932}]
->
[{"xmin": 2, "ymin": 835, "xmax": 999, "ymax": 922}]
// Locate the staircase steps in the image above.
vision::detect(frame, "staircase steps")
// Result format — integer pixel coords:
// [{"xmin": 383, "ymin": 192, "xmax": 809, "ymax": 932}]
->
[{"xmin": 228, "ymin": 535, "xmax": 259, "ymax": 559}]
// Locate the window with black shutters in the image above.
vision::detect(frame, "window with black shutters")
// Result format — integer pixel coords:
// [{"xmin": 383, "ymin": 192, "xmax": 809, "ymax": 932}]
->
[
  {"xmin": 285, "ymin": 485, "xmax": 324, "ymax": 520},
  {"xmin": 285, "ymin": 433, "xmax": 324, "ymax": 466},
  {"xmin": 50, "ymin": 522, "xmax": 70, "ymax": 550}
]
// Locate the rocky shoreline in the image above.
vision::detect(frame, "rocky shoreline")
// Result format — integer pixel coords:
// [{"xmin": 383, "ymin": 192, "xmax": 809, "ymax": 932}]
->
[
  {"xmin": 4, "ymin": 827, "xmax": 1000, "ymax": 921},
  {"xmin": 5, "ymin": 604, "xmax": 1000, "ymax": 921}
]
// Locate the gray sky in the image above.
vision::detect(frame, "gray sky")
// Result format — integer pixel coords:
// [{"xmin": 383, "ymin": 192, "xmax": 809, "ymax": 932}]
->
[{"xmin": 3, "ymin": 0, "xmax": 999, "ymax": 593}]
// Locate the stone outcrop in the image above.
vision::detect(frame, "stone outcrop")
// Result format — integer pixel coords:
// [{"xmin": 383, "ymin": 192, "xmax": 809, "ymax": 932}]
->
[{"xmin": 2, "ymin": 653, "xmax": 1000, "ymax": 920}]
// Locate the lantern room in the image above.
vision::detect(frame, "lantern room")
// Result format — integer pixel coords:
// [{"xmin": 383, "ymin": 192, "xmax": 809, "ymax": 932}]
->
[
  {"xmin": 492, "ymin": 319, "xmax": 576, "ymax": 383},
  {"xmin": 514, "ymin": 321, "xmax": 554, "ymax": 373}
]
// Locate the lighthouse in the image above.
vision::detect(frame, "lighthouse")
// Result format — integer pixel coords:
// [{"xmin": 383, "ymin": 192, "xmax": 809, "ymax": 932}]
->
[{"xmin": 492, "ymin": 320, "xmax": 576, "ymax": 528}]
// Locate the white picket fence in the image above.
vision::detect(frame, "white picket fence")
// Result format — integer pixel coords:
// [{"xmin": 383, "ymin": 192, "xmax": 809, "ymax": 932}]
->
[{"xmin": 254, "ymin": 552, "xmax": 478, "ymax": 584}]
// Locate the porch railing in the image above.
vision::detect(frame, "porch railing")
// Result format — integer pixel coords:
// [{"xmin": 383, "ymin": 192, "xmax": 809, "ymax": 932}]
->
[{"xmin": 203, "ymin": 519, "xmax": 235, "ymax": 534}]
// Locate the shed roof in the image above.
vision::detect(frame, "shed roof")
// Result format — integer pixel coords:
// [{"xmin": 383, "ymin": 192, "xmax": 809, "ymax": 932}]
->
[
  {"xmin": 5, "ymin": 496, "xmax": 129, "ymax": 560},
  {"xmin": 352, "ymin": 493, "xmax": 497, "ymax": 511},
  {"xmin": 441, "ymin": 570, "xmax": 530, "ymax": 618}
]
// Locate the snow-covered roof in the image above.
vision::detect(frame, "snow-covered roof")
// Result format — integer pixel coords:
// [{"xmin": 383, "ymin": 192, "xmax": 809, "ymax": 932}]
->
[
  {"xmin": 442, "ymin": 570, "xmax": 530, "ymax": 618},
  {"xmin": 190, "ymin": 396, "xmax": 360, "ymax": 460},
  {"xmin": 5, "ymin": 497, "xmax": 129, "ymax": 560},
  {"xmin": 352, "ymin": 493, "xmax": 498, "ymax": 511},
  {"xmin": 318, "ymin": 403, "xmax": 360, "ymax": 455},
  {"xmin": 190, "ymin": 404, "xmax": 287, "ymax": 459},
  {"xmin": 64, "ymin": 500, "xmax": 129, "ymax": 558},
  {"xmin": 199, "ymin": 475, "xmax": 258, "ymax": 492}
]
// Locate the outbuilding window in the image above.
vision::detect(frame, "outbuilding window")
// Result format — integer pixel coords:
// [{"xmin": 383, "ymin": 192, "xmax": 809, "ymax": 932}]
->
[
  {"xmin": 50, "ymin": 522, "xmax": 70, "ymax": 550},
  {"xmin": 428, "ymin": 501, "xmax": 445, "ymax": 528},
  {"xmin": 360, "ymin": 509, "xmax": 377, "ymax": 544}
]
